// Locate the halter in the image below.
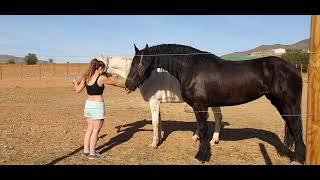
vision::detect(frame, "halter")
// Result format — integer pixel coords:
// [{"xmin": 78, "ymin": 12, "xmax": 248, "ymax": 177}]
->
[{"xmin": 127, "ymin": 54, "xmax": 144, "ymax": 81}]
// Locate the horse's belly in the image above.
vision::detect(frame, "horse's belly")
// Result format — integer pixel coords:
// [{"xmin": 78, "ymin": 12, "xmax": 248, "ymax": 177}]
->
[
  {"xmin": 204, "ymin": 78, "xmax": 267, "ymax": 107},
  {"xmin": 209, "ymin": 94, "xmax": 264, "ymax": 106},
  {"xmin": 157, "ymin": 90, "xmax": 183, "ymax": 103},
  {"xmin": 140, "ymin": 69, "xmax": 184, "ymax": 103},
  {"xmin": 208, "ymin": 87, "xmax": 265, "ymax": 106}
]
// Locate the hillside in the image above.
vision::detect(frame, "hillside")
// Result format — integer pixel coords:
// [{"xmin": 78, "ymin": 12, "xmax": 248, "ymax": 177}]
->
[
  {"xmin": 0, "ymin": 55, "xmax": 49, "ymax": 64},
  {"xmin": 224, "ymin": 38, "xmax": 310, "ymax": 57}
]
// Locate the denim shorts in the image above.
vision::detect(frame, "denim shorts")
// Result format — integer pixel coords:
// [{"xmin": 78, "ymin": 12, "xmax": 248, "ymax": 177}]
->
[{"xmin": 84, "ymin": 100, "xmax": 105, "ymax": 120}]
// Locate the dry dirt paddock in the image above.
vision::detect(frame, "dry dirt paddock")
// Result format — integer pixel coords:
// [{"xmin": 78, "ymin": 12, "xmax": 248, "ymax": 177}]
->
[{"xmin": 0, "ymin": 76, "xmax": 308, "ymax": 165}]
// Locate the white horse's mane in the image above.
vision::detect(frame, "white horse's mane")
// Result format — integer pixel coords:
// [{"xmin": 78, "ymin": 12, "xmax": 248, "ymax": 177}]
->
[{"xmin": 97, "ymin": 55, "xmax": 132, "ymax": 79}]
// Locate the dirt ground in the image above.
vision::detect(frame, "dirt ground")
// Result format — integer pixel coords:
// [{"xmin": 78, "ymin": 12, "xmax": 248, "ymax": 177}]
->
[{"xmin": 0, "ymin": 75, "xmax": 308, "ymax": 165}]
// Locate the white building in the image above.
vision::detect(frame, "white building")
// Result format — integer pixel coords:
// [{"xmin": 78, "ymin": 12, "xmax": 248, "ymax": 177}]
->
[{"xmin": 272, "ymin": 48, "xmax": 286, "ymax": 55}]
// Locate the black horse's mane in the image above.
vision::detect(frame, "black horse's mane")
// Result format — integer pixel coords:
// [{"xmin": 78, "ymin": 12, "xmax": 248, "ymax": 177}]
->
[
  {"xmin": 143, "ymin": 43, "xmax": 217, "ymax": 55},
  {"xmin": 140, "ymin": 44, "xmax": 221, "ymax": 77},
  {"xmin": 146, "ymin": 43, "xmax": 204, "ymax": 53}
]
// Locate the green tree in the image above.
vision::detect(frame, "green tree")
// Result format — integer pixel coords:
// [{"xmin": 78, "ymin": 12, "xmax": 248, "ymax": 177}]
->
[
  {"xmin": 48, "ymin": 58, "xmax": 54, "ymax": 64},
  {"xmin": 281, "ymin": 49, "xmax": 309, "ymax": 72},
  {"xmin": 24, "ymin": 53, "xmax": 38, "ymax": 65},
  {"xmin": 7, "ymin": 58, "xmax": 15, "ymax": 64}
]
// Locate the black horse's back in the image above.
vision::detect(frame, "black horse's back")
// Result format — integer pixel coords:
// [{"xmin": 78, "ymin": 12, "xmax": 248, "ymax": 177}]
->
[{"xmin": 190, "ymin": 56, "xmax": 287, "ymax": 107}]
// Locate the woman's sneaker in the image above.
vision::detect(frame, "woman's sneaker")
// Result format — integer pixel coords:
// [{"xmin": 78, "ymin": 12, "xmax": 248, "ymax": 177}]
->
[
  {"xmin": 88, "ymin": 152, "xmax": 101, "ymax": 159},
  {"xmin": 82, "ymin": 152, "xmax": 89, "ymax": 157}
]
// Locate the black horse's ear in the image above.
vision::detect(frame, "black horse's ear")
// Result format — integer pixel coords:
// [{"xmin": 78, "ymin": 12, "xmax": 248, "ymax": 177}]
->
[
  {"xmin": 134, "ymin": 44, "xmax": 139, "ymax": 53},
  {"xmin": 145, "ymin": 44, "xmax": 149, "ymax": 49}
]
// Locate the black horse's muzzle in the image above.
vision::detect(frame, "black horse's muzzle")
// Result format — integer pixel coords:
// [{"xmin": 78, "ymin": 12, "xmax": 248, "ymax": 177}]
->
[{"xmin": 125, "ymin": 87, "xmax": 133, "ymax": 94}]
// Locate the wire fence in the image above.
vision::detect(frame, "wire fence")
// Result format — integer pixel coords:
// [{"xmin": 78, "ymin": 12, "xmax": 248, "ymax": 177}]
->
[
  {"xmin": 0, "ymin": 62, "xmax": 310, "ymax": 81},
  {"xmin": 0, "ymin": 49, "xmax": 311, "ymax": 80},
  {"xmin": 0, "ymin": 63, "xmax": 90, "ymax": 80}
]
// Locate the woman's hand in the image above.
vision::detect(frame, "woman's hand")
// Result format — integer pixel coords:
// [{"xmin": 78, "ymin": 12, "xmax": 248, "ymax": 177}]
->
[
  {"xmin": 73, "ymin": 78, "xmax": 86, "ymax": 93},
  {"xmin": 72, "ymin": 78, "xmax": 77, "ymax": 85}
]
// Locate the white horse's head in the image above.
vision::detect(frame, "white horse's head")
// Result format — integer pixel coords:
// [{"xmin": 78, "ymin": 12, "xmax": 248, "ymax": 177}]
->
[
  {"xmin": 105, "ymin": 56, "xmax": 132, "ymax": 79},
  {"xmin": 97, "ymin": 54, "xmax": 110, "ymax": 73}
]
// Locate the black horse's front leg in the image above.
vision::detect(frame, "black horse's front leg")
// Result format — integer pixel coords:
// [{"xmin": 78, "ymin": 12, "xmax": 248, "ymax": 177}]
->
[{"xmin": 193, "ymin": 104, "xmax": 211, "ymax": 163}]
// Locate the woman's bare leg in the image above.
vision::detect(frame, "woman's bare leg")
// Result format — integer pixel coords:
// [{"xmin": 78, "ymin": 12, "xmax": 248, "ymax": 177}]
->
[
  {"xmin": 84, "ymin": 118, "xmax": 93, "ymax": 154},
  {"xmin": 89, "ymin": 119, "xmax": 104, "ymax": 154}
]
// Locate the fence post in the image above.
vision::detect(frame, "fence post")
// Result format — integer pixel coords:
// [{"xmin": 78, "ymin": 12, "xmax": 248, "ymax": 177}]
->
[
  {"xmin": 296, "ymin": 64, "xmax": 298, "ymax": 69},
  {"xmin": 306, "ymin": 15, "xmax": 320, "ymax": 164},
  {"xmin": 67, "ymin": 62, "xmax": 69, "ymax": 76},
  {"xmin": 53, "ymin": 63, "xmax": 55, "ymax": 77},
  {"xmin": 20, "ymin": 64, "xmax": 22, "ymax": 79}
]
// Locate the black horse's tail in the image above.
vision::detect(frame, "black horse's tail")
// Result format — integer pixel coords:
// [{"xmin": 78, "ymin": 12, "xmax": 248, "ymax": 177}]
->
[{"xmin": 283, "ymin": 72, "xmax": 303, "ymax": 150}]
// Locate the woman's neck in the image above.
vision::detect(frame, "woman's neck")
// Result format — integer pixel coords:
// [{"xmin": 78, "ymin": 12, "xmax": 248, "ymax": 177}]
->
[{"xmin": 94, "ymin": 71, "xmax": 100, "ymax": 76}]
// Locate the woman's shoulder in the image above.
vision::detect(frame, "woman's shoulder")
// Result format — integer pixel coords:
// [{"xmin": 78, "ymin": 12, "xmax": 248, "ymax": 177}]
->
[
  {"xmin": 100, "ymin": 72, "xmax": 112, "ymax": 78},
  {"xmin": 99, "ymin": 74, "xmax": 109, "ymax": 80},
  {"xmin": 98, "ymin": 74, "xmax": 110, "ymax": 84}
]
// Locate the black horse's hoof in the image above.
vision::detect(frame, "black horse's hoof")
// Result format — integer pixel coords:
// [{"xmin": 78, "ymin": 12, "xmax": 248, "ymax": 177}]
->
[
  {"xmin": 194, "ymin": 154, "xmax": 210, "ymax": 163},
  {"xmin": 290, "ymin": 161, "xmax": 303, "ymax": 165},
  {"xmin": 289, "ymin": 154, "xmax": 305, "ymax": 165},
  {"xmin": 294, "ymin": 156, "xmax": 305, "ymax": 165},
  {"xmin": 193, "ymin": 158, "xmax": 206, "ymax": 164},
  {"xmin": 195, "ymin": 140, "xmax": 211, "ymax": 162},
  {"xmin": 195, "ymin": 150, "xmax": 211, "ymax": 162}
]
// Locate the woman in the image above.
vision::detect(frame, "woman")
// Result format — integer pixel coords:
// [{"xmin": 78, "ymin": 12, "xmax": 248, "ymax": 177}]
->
[{"xmin": 73, "ymin": 58, "xmax": 125, "ymax": 159}]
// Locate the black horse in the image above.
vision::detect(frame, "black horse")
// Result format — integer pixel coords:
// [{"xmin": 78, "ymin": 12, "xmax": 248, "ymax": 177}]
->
[{"xmin": 125, "ymin": 44, "xmax": 306, "ymax": 163}]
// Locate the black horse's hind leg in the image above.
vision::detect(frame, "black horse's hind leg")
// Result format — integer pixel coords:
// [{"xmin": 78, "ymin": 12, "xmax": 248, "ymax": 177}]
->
[
  {"xmin": 265, "ymin": 94, "xmax": 306, "ymax": 163},
  {"xmin": 193, "ymin": 104, "xmax": 211, "ymax": 163},
  {"xmin": 281, "ymin": 106, "xmax": 306, "ymax": 163}
]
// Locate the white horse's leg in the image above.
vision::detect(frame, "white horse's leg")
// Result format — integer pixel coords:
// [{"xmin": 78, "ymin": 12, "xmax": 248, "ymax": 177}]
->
[
  {"xmin": 158, "ymin": 112, "xmax": 164, "ymax": 141},
  {"xmin": 210, "ymin": 107, "xmax": 222, "ymax": 145},
  {"xmin": 149, "ymin": 98, "xmax": 161, "ymax": 148}
]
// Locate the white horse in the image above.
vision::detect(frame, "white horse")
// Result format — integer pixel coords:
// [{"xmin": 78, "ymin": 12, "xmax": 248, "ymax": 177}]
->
[{"xmin": 98, "ymin": 55, "xmax": 223, "ymax": 148}]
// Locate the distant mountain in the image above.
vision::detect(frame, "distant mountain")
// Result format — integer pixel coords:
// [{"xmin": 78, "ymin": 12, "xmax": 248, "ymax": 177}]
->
[
  {"xmin": 0, "ymin": 54, "xmax": 49, "ymax": 64},
  {"xmin": 224, "ymin": 38, "xmax": 310, "ymax": 57}
]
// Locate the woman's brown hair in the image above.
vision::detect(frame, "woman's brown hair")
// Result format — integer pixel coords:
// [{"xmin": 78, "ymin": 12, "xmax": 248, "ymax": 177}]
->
[{"xmin": 83, "ymin": 58, "xmax": 106, "ymax": 84}]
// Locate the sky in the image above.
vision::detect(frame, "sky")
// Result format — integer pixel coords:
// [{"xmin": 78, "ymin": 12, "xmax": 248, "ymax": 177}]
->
[{"xmin": 0, "ymin": 15, "xmax": 311, "ymax": 63}]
